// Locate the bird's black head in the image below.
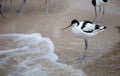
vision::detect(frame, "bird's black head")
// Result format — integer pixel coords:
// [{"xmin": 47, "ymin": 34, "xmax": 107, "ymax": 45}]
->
[
  {"xmin": 61, "ymin": 19, "xmax": 79, "ymax": 30},
  {"xmin": 71, "ymin": 19, "xmax": 79, "ymax": 25}
]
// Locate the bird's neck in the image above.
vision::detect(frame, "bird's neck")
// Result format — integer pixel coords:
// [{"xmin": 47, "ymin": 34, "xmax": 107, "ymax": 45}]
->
[{"xmin": 72, "ymin": 23, "xmax": 79, "ymax": 27}]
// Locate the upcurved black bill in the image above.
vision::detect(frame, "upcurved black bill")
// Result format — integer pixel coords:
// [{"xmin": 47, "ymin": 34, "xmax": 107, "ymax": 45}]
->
[{"xmin": 61, "ymin": 24, "xmax": 72, "ymax": 30}]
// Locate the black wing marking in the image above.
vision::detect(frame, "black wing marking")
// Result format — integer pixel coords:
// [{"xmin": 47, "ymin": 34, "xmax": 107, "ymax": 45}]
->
[
  {"xmin": 81, "ymin": 20, "xmax": 95, "ymax": 33},
  {"xmin": 81, "ymin": 20, "xmax": 93, "ymax": 29},
  {"xmin": 83, "ymin": 30, "xmax": 94, "ymax": 33}
]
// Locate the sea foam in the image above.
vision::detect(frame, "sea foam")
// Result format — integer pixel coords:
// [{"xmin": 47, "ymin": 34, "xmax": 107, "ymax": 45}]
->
[{"xmin": 0, "ymin": 33, "xmax": 86, "ymax": 76}]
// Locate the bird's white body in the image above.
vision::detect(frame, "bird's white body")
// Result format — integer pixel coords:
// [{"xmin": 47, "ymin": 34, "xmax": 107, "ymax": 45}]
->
[
  {"xmin": 71, "ymin": 21, "xmax": 105, "ymax": 39},
  {"xmin": 92, "ymin": 0, "xmax": 110, "ymax": 6},
  {"xmin": 95, "ymin": 0, "xmax": 107, "ymax": 6}
]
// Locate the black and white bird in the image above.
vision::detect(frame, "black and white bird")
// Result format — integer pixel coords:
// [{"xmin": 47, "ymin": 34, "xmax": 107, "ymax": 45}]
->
[
  {"xmin": 61, "ymin": 19, "xmax": 107, "ymax": 63},
  {"xmin": 92, "ymin": 0, "xmax": 109, "ymax": 22}
]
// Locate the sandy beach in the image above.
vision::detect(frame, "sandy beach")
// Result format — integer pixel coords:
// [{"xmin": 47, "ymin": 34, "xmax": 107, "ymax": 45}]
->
[{"xmin": 0, "ymin": 0, "xmax": 120, "ymax": 76}]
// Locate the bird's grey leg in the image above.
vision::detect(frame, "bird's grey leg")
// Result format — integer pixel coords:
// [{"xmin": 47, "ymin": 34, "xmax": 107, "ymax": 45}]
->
[
  {"xmin": 99, "ymin": 5, "xmax": 105, "ymax": 25},
  {"xmin": 17, "ymin": 0, "xmax": 26, "ymax": 16},
  {"xmin": 100, "ymin": 5, "xmax": 105, "ymax": 18},
  {"xmin": 53, "ymin": 0, "xmax": 56, "ymax": 10},
  {"xmin": 92, "ymin": 7, "xmax": 97, "ymax": 23},
  {"xmin": 101, "ymin": 5, "xmax": 105, "ymax": 25},
  {"xmin": 45, "ymin": 0, "xmax": 47, "ymax": 5},
  {"xmin": 45, "ymin": 0, "xmax": 50, "ymax": 14},
  {"xmin": 84, "ymin": 38, "xmax": 88, "ymax": 50},
  {"xmin": 0, "ymin": 0, "xmax": 2, "ymax": 3},
  {"xmin": 5, "ymin": 0, "xmax": 6, "ymax": 5},
  {"xmin": 11, "ymin": 0, "xmax": 12, "ymax": 4},
  {"xmin": 76, "ymin": 39, "xmax": 88, "ymax": 63},
  {"xmin": 0, "ymin": 3, "xmax": 6, "ymax": 19},
  {"xmin": 98, "ymin": 6, "xmax": 101, "ymax": 14}
]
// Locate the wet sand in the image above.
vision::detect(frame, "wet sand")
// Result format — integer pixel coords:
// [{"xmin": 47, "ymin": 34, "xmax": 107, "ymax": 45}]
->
[{"xmin": 0, "ymin": 0, "xmax": 120, "ymax": 76}]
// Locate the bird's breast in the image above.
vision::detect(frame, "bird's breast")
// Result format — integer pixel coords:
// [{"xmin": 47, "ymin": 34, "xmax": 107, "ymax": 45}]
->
[{"xmin": 72, "ymin": 27, "xmax": 81, "ymax": 37}]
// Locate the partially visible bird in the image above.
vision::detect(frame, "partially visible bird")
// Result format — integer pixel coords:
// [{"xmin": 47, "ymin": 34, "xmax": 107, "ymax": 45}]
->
[
  {"xmin": 16, "ymin": 0, "xmax": 56, "ymax": 16},
  {"xmin": 45, "ymin": 0, "xmax": 56, "ymax": 14},
  {"xmin": 92, "ymin": 0, "xmax": 109, "ymax": 22},
  {"xmin": 61, "ymin": 19, "xmax": 107, "ymax": 63}
]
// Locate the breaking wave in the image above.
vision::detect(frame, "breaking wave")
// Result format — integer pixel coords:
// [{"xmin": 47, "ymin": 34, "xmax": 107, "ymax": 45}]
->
[{"xmin": 0, "ymin": 33, "xmax": 85, "ymax": 76}]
